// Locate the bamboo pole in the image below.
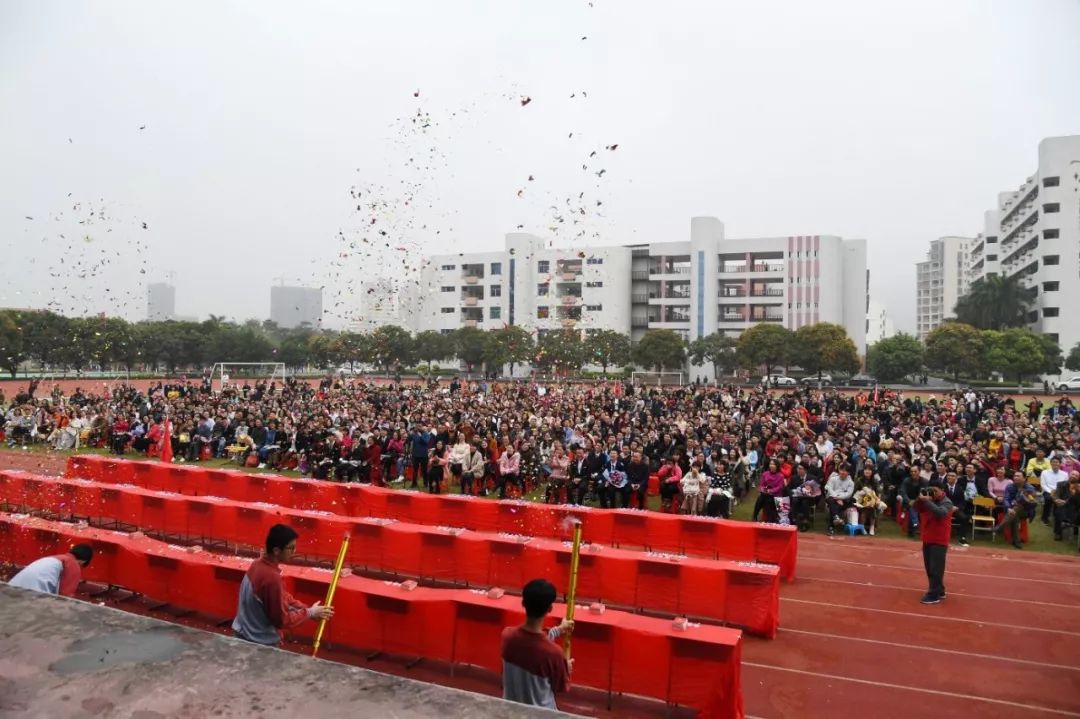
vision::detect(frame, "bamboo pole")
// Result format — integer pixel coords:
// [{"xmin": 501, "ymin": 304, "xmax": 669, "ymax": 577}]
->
[
  {"xmin": 563, "ymin": 523, "xmax": 583, "ymax": 660},
  {"xmin": 312, "ymin": 533, "xmax": 350, "ymax": 658}
]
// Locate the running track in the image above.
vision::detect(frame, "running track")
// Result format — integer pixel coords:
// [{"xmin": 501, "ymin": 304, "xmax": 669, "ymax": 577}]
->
[{"xmin": 3, "ymin": 450, "xmax": 1079, "ymax": 718}]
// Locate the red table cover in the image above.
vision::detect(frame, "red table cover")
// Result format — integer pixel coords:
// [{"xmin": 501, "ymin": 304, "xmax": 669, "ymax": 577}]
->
[
  {"xmin": 1, "ymin": 470, "xmax": 780, "ymax": 637},
  {"xmin": 0, "ymin": 512, "xmax": 743, "ymax": 719},
  {"xmin": 66, "ymin": 455, "xmax": 796, "ymax": 581}
]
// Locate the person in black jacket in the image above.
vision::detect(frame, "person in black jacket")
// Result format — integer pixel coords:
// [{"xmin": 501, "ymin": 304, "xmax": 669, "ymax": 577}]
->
[{"xmin": 941, "ymin": 471, "xmax": 971, "ymax": 545}]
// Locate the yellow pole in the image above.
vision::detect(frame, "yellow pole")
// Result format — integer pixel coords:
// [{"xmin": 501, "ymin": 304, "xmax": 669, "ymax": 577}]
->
[
  {"xmin": 312, "ymin": 533, "xmax": 350, "ymax": 658},
  {"xmin": 563, "ymin": 523, "xmax": 583, "ymax": 660}
]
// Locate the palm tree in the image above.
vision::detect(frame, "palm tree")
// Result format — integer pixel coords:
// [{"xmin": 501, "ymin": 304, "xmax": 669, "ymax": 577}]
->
[{"xmin": 953, "ymin": 275, "xmax": 1030, "ymax": 330}]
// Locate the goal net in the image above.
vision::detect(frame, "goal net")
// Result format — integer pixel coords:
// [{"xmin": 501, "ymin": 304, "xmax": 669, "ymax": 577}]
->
[
  {"xmin": 210, "ymin": 362, "xmax": 287, "ymax": 393},
  {"xmin": 631, "ymin": 371, "xmax": 685, "ymax": 386}
]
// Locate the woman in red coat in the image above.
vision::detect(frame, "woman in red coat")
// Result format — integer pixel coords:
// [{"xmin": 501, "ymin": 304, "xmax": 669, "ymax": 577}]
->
[{"xmin": 364, "ymin": 436, "xmax": 383, "ymax": 486}]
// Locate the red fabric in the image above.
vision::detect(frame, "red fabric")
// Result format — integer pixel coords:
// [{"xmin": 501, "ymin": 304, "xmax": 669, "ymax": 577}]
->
[
  {"xmin": 55, "ymin": 552, "xmax": 84, "ymax": 596},
  {"xmin": 63, "ymin": 455, "xmax": 798, "ymax": 580},
  {"xmin": 915, "ymin": 499, "xmax": 955, "ymax": 547},
  {"xmin": 0, "ymin": 470, "xmax": 781, "ymax": 637},
  {"xmin": 0, "ymin": 512, "xmax": 744, "ymax": 719},
  {"xmin": 160, "ymin": 419, "xmax": 173, "ymax": 463},
  {"xmin": 245, "ymin": 556, "xmax": 308, "ymax": 630}
]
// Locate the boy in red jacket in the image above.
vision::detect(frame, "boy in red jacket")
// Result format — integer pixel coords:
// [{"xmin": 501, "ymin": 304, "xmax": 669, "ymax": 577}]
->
[{"xmin": 914, "ymin": 481, "xmax": 955, "ymax": 605}]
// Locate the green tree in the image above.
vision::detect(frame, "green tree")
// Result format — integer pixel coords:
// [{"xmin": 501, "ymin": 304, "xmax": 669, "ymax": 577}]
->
[
  {"xmin": 1066, "ymin": 342, "xmax": 1080, "ymax": 372},
  {"xmin": 736, "ymin": 324, "xmax": 792, "ymax": 378},
  {"xmin": 953, "ymin": 275, "xmax": 1031, "ymax": 330},
  {"xmin": 485, "ymin": 325, "xmax": 535, "ymax": 376},
  {"xmin": 20, "ymin": 310, "xmax": 69, "ymax": 370},
  {"xmin": 923, "ymin": 322, "xmax": 983, "ymax": 381},
  {"xmin": 58, "ymin": 317, "xmax": 98, "ymax": 374},
  {"xmin": 688, "ymin": 332, "xmax": 738, "ymax": 380},
  {"xmin": 632, "ymin": 329, "xmax": 686, "ymax": 372},
  {"xmin": 980, "ymin": 327, "xmax": 1046, "ymax": 384},
  {"xmin": 535, "ymin": 329, "xmax": 585, "ymax": 375},
  {"xmin": 588, "ymin": 329, "xmax": 631, "ymax": 376},
  {"xmin": 0, "ymin": 310, "xmax": 26, "ymax": 377},
  {"xmin": 413, "ymin": 330, "xmax": 454, "ymax": 371},
  {"xmin": 866, "ymin": 333, "xmax": 924, "ymax": 382},
  {"xmin": 370, "ymin": 325, "xmax": 414, "ymax": 371},
  {"xmin": 1037, "ymin": 333, "xmax": 1063, "ymax": 376},
  {"xmin": 792, "ymin": 322, "xmax": 861, "ymax": 383},
  {"xmin": 454, "ymin": 327, "xmax": 489, "ymax": 372},
  {"xmin": 277, "ymin": 331, "xmax": 313, "ymax": 370}
]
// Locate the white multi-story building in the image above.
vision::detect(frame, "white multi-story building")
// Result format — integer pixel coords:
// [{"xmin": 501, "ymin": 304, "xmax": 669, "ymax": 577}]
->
[
  {"xmin": 146, "ymin": 282, "xmax": 176, "ymax": 321},
  {"xmin": 353, "ymin": 278, "xmax": 414, "ymax": 331},
  {"xmin": 866, "ymin": 300, "xmax": 896, "ymax": 346},
  {"xmin": 270, "ymin": 285, "xmax": 323, "ymax": 329},
  {"xmin": 915, "ymin": 236, "xmax": 971, "ymax": 340},
  {"xmin": 965, "ymin": 135, "xmax": 1080, "ymax": 358},
  {"xmin": 414, "ymin": 218, "xmax": 869, "ymax": 380}
]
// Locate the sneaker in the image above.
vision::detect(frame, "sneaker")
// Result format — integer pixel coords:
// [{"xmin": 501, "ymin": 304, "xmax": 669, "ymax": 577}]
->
[
  {"xmin": 869, "ymin": 526, "xmax": 875, "ymax": 536},
  {"xmin": 396, "ymin": 475, "xmax": 405, "ymax": 483},
  {"xmin": 258, "ymin": 463, "xmax": 266, "ymax": 469},
  {"xmin": 940, "ymin": 592, "xmax": 947, "ymax": 599},
  {"xmin": 827, "ymin": 527, "xmax": 835, "ymax": 536},
  {"xmin": 959, "ymin": 537, "xmax": 969, "ymax": 546},
  {"xmin": 1012, "ymin": 542, "xmax": 1023, "ymax": 549},
  {"xmin": 920, "ymin": 593, "xmax": 940, "ymax": 605}
]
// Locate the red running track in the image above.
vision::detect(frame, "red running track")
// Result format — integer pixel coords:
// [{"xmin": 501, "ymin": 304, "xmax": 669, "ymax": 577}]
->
[{"xmin": 742, "ymin": 533, "xmax": 1080, "ymax": 719}]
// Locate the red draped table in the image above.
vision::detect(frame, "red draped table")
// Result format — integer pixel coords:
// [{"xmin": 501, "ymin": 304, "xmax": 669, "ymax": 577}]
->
[
  {"xmin": 66, "ymin": 455, "xmax": 797, "ymax": 580},
  {"xmin": 0, "ymin": 512, "xmax": 743, "ymax": 718},
  {"xmin": 1, "ymin": 469, "xmax": 780, "ymax": 637}
]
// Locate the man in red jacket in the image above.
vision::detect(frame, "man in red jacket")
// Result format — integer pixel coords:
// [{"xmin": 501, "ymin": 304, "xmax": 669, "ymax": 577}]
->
[{"xmin": 913, "ymin": 481, "xmax": 955, "ymax": 605}]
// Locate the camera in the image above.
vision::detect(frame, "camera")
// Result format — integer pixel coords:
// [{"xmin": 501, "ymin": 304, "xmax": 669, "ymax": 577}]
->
[{"xmin": 919, "ymin": 487, "xmax": 932, "ymax": 497}]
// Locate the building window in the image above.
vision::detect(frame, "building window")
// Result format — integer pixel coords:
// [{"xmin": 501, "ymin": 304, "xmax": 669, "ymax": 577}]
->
[
  {"xmin": 585, "ymin": 281, "xmax": 603, "ymax": 288},
  {"xmin": 586, "ymin": 304, "xmax": 602, "ymax": 311},
  {"xmin": 537, "ymin": 306, "xmax": 550, "ymax": 319},
  {"xmin": 441, "ymin": 286, "xmax": 454, "ymax": 293},
  {"xmin": 1043, "ymin": 203, "xmax": 1060, "ymax": 213},
  {"xmin": 537, "ymin": 260, "xmax": 550, "ymax": 273},
  {"xmin": 986, "ymin": 236, "xmax": 997, "ymax": 244},
  {"xmin": 441, "ymin": 264, "xmax": 456, "ymax": 271},
  {"xmin": 1042, "ymin": 176, "xmax": 1059, "ymax": 187},
  {"xmin": 986, "ymin": 254, "xmax": 998, "ymax": 261},
  {"xmin": 490, "ymin": 285, "xmax": 502, "ymax": 297},
  {"xmin": 439, "ymin": 329, "xmax": 455, "ymax": 335},
  {"xmin": 440, "ymin": 307, "xmax": 455, "ymax": 314},
  {"xmin": 1043, "ymin": 281, "xmax": 1060, "ymax": 292},
  {"xmin": 1044, "ymin": 228, "xmax": 1059, "ymax": 239},
  {"xmin": 1044, "ymin": 255, "xmax": 1060, "ymax": 265},
  {"xmin": 1043, "ymin": 307, "xmax": 1060, "ymax": 317},
  {"xmin": 586, "ymin": 257, "xmax": 603, "ymax": 265},
  {"xmin": 490, "ymin": 262, "xmax": 502, "ymax": 275},
  {"xmin": 537, "ymin": 283, "xmax": 549, "ymax": 296},
  {"xmin": 490, "ymin": 306, "xmax": 501, "ymax": 319}
]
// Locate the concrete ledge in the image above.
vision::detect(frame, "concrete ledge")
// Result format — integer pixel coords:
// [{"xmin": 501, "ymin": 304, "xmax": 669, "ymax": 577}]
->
[{"xmin": 0, "ymin": 586, "xmax": 571, "ymax": 718}]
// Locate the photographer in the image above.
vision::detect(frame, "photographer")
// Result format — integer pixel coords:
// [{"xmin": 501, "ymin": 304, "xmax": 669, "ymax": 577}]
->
[{"xmin": 913, "ymin": 481, "xmax": 955, "ymax": 605}]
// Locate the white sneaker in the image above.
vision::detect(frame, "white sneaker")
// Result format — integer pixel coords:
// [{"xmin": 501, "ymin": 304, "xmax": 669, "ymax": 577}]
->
[
  {"xmin": 397, "ymin": 475, "xmax": 405, "ymax": 483},
  {"xmin": 258, "ymin": 463, "xmax": 266, "ymax": 469},
  {"xmin": 869, "ymin": 526, "xmax": 875, "ymax": 536}
]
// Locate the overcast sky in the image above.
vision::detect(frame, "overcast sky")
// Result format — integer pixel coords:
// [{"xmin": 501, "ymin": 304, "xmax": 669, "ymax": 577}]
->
[{"xmin": 2, "ymin": 0, "xmax": 1078, "ymax": 332}]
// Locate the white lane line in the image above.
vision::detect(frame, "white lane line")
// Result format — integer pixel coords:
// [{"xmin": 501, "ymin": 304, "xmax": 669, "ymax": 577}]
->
[
  {"xmin": 797, "ymin": 555, "xmax": 1080, "ymax": 587},
  {"xmin": 797, "ymin": 539, "xmax": 1080, "ymax": 568},
  {"xmin": 742, "ymin": 662, "xmax": 1080, "ymax": 717},
  {"xmin": 791, "ymin": 575, "xmax": 1080, "ymax": 609},
  {"xmin": 772, "ymin": 627, "xmax": 1080, "ymax": 672},
  {"xmin": 780, "ymin": 597, "xmax": 1080, "ymax": 636}
]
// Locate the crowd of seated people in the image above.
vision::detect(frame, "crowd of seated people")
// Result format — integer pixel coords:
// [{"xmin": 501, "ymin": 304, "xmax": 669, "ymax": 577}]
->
[{"xmin": 2, "ymin": 375, "xmax": 1078, "ymax": 547}]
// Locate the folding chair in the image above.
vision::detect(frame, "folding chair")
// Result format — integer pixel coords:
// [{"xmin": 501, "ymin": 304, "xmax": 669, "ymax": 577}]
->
[{"xmin": 971, "ymin": 496, "xmax": 997, "ymax": 542}]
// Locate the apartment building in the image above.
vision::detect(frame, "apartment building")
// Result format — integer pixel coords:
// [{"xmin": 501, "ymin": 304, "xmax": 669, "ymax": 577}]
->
[
  {"xmin": 866, "ymin": 300, "xmax": 896, "ymax": 346},
  {"xmin": 413, "ymin": 217, "xmax": 869, "ymax": 379},
  {"xmin": 965, "ymin": 135, "xmax": 1080, "ymax": 356},
  {"xmin": 915, "ymin": 236, "xmax": 971, "ymax": 340}
]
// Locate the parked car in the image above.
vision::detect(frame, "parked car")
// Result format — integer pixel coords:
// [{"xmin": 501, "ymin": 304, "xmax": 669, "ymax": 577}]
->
[
  {"xmin": 1057, "ymin": 376, "xmax": 1080, "ymax": 392},
  {"xmin": 845, "ymin": 373, "xmax": 875, "ymax": 387},
  {"xmin": 800, "ymin": 374, "xmax": 833, "ymax": 386},
  {"xmin": 761, "ymin": 375, "xmax": 797, "ymax": 387}
]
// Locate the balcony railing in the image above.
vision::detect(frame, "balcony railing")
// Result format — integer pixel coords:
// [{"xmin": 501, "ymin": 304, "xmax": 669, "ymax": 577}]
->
[
  {"xmin": 651, "ymin": 265, "xmax": 691, "ymax": 275},
  {"xmin": 631, "ymin": 293, "xmax": 648, "ymax": 303},
  {"xmin": 463, "ymin": 296, "xmax": 479, "ymax": 306},
  {"xmin": 751, "ymin": 314, "xmax": 784, "ymax": 323},
  {"xmin": 719, "ymin": 266, "xmax": 748, "ymax": 274},
  {"xmin": 631, "ymin": 270, "xmax": 650, "ymax": 281},
  {"xmin": 750, "ymin": 289, "xmax": 784, "ymax": 297},
  {"xmin": 720, "ymin": 314, "xmax": 747, "ymax": 322},
  {"xmin": 719, "ymin": 289, "xmax": 746, "ymax": 298},
  {"xmin": 750, "ymin": 264, "xmax": 785, "ymax": 273},
  {"xmin": 631, "ymin": 317, "xmax": 651, "ymax": 328}
]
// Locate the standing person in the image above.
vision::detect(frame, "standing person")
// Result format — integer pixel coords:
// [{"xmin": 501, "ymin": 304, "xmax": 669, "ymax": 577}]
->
[
  {"xmin": 913, "ymin": 483, "xmax": 955, "ymax": 605},
  {"xmin": 232, "ymin": 524, "xmax": 334, "ymax": 646},
  {"xmin": 408, "ymin": 424, "xmax": 433, "ymax": 488},
  {"xmin": 1039, "ymin": 457, "xmax": 1069, "ymax": 527},
  {"xmin": 7, "ymin": 544, "xmax": 94, "ymax": 596},
  {"xmin": 501, "ymin": 579, "xmax": 574, "ymax": 710}
]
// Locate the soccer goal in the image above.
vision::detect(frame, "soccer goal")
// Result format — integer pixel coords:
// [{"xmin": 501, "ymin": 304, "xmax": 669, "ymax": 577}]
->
[
  {"xmin": 631, "ymin": 371, "xmax": 686, "ymax": 386},
  {"xmin": 210, "ymin": 362, "xmax": 287, "ymax": 393}
]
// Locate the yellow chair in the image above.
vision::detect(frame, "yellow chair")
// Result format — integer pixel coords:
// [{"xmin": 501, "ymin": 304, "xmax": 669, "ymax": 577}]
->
[{"xmin": 972, "ymin": 496, "xmax": 997, "ymax": 542}]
